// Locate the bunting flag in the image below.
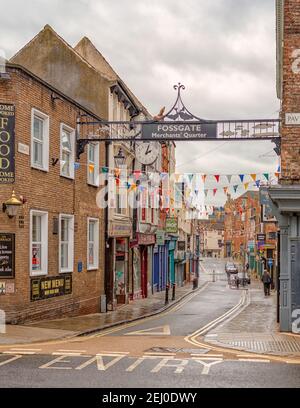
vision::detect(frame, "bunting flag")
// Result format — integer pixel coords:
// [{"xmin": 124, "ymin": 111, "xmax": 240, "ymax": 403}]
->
[
  {"xmin": 114, "ymin": 168, "xmax": 121, "ymax": 178},
  {"xmin": 214, "ymin": 175, "xmax": 220, "ymax": 183},
  {"xmin": 138, "ymin": 185, "xmax": 146, "ymax": 192},
  {"xmin": 223, "ymin": 186, "xmax": 228, "ymax": 194},
  {"xmin": 188, "ymin": 174, "xmax": 194, "ymax": 182},
  {"xmin": 213, "ymin": 188, "xmax": 217, "ymax": 196},
  {"xmin": 239, "ymin": 174, "xmax": 244, "ymax": 183},
  {"xmin": 204, "ymin": 190, "xmax": 208, "ymax": 197},
  {"xmin": 255, "ymin": 180, "xmax": 261, "ymax": 188},
  {"xmin": 194, "ymin": 190, "xmax": 199, "ymax": 195},
  {"xmin": 101, "ymin": 166, "xmax": 109, "ymax": 173},
  {"xmin": 174, "ymin": 173, "xmax": 181, "ymax": 182},
  {"xmin": 160, "ymin": 172, "xmax": 168, "ymax": 180},
  {"xmin": 277, "ymin": 165, "xmax": 281, "ymax": 172},
  {"xmin": 274, "ymin": 172, "xmax": 280, "ymax": 178},
  {"xmin": 74, "ymin": 162, "xmax": 80, "ymax": 170},
  {"xmin": 263, "ymin": 173, "xmax": 269, "ymax": 181},
  {"xmin": 244, "ymin": 182, "xmax": 249, "ymax": 190},
  {"xmin": 116, "ymin": 178, "xmax": 120, "ymax": 186},
  {"xmin": 202, "ymin": 174, "xmax": 207, "ymax": 183},
  {"xmin": 227, "ymin": 175, "xmax": 232, "ymax": 184},
  {"xmin": 133, "ymin": 170, "xmax": 141, "ymax": 179},
  {"xmin": 250, "ymin": 174, "xmax": 257, "ymax": 181},
  {"xmin": 88, "ymin": 164, "xmax": 95, "ymax": 173},
  {"xmin": 233, "ymin": 185, "xmax": 238, "ymax": 193}
]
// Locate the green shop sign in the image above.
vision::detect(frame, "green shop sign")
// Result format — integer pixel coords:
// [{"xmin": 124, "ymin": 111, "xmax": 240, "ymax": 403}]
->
[{"xmin": 165, "ymin": 218, "xmax": 178, "ymax": 234}]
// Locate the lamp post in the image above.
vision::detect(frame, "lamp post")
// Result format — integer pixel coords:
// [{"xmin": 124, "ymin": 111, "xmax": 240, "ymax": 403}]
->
[{"xmin": 2, "ymin": 191, "xmax": 22, "ymax": 218}]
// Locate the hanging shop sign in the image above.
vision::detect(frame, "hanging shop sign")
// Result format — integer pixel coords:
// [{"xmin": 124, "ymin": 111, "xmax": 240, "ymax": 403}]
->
[
  {"xmin": 257, "ymin": 234, "xmax": 266, "ymax": 241},
  {"xmin": 137, "ymin": 233, "xmax": 156, "ymax": 245},
  {"xmin": 0, "ymin": 233, "xmax": 15, "ymax": 278},
  {"xmin": 108, "ymin": 222, "xmax": 132, "ymax": 237},
  {"xmin": 156, "ymin": 230, "xmax": 165, "ymax": 246},
  {"xmin": 141, "ymin": 122, "xmax": 217, "ymax": 141},
  {"xmin": 177, "ymin": 241, "xmax": 186, "ymax": 251},
  {"xmin": 31, "ymin": 275, "xmax": 72, "ymax": 301},
  {"xmin": 0, "ymin": 103, "xmax": 15, "ymax": 184},
  {"xmin": 165, "ymin": 217, "xmax": 178, "ymax": 234}
]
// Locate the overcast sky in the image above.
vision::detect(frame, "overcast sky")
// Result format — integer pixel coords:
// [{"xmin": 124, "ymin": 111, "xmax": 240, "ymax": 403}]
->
[{"xmin": 0, "ymin": 0, "xmax": 280, "ymax": 205}]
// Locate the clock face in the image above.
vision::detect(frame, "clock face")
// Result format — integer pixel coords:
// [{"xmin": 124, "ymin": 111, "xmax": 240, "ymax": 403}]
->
[{"xmin": 135, "ymin": 142, "xmax": 159, "ymax": 165}]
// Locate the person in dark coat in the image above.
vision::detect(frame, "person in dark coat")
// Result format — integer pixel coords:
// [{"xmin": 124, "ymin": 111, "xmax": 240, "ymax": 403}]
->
[{"xmin": 261, "ymin": 270, "xmax": 272, "ymax": 296}]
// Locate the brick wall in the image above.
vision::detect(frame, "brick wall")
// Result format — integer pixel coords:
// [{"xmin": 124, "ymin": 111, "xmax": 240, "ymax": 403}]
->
[
  {"xmin": 281, "ymin": 0, "xmax": 300, "ymax": 183},
  {"xmin": 0, "ymin": 67, "xmax": 106, "ymax": 323}
]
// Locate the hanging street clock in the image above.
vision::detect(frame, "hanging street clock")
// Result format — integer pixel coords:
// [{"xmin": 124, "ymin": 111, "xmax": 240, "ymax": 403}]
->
[{"xmin": 135, "ymin": 142, "xmax": 159, "ymax": 165}]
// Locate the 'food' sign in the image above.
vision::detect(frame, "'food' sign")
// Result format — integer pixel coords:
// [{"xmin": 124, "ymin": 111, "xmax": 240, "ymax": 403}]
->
[{"xmin": 0, "ymin": 103, "xmax": 15, "ymax": 183}]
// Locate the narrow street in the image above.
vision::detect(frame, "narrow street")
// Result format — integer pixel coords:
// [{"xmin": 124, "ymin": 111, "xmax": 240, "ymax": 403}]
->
[{"xmin": 0, "ymin": 259, "xmax": 299, "ymax": 388}]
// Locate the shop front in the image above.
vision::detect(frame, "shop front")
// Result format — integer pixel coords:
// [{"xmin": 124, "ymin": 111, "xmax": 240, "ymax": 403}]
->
[
  {"xmin": 108, "ymin": 222, "xmax": 132, "ymax": 307},
  {"xmin": 153, "ymin": 230, "xmax": 168, "ymax": 292},
  {"xmin": 138, "ymin": 233, "xmax": 156, "ymax": 298}
]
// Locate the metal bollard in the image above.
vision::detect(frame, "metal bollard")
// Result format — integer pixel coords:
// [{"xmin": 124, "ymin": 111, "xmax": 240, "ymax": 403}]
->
[
  {"xmin": 165, "ymin": 284, "xmax": 169, "ymax": 305},
  {"xmin": 172, "ymin": 283, "xmax": 176, "ymax": 300}
]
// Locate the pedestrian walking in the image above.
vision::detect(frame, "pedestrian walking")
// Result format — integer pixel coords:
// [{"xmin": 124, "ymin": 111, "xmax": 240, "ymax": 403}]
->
[{"xmin": 261, "ymin": 270, "xmax": 272, "ymax": 296}]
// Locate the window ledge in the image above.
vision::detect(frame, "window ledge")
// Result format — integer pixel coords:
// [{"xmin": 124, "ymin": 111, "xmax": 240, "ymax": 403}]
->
[
  {"xmin": 30, "ymin": 271, "xmax": 48, "ymax": 277},
  {"xmin": 87, "ymin": 267, "xmax": 98, "ymax": 272},
  {"xmin": 31, "ymin": 164, "xmax": 49, "ymax": 173}
]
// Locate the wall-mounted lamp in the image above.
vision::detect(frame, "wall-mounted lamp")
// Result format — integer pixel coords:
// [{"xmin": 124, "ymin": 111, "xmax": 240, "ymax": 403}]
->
[
  {"xmin": 114, "ymin": 148, "xmax": 126, "ymax": 168},
  {"xmin": 2, "ymin": 190, "xmax": 22, "ymax": 218}
]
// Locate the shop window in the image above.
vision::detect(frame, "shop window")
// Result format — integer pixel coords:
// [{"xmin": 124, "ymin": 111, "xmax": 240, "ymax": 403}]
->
[
  {"xmin": 59, "ymin": 214, "xmax": 74, "ymax": 273},
  {"xmin": 87, "ymin": 218, "xmax": 99, "ymax": 270},
  {"xmin": 31, "ymin": 108, "xmax": 49, "ymax": 171},
  {"xmin": 60, "ymin": 124, "xmax": 75, "ymax": 179},
  {"xmin": 115, "ymin": 238, "xmax": 127, "ymax": 299},
  {"xmin": 30, "ymin": 210, "xmax": 48, "ymax": 276}
]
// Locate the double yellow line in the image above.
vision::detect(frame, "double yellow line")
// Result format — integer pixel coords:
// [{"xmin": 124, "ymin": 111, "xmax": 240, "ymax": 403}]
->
[{"xmin": 184, "ymin": 290, "xmax": 248, "ymax": 349}]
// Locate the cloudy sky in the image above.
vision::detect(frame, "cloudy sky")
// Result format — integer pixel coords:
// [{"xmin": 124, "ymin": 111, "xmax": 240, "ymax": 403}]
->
[{"xmin": 0, "ymin": 0, "xmax": 280, "ymax": 205}]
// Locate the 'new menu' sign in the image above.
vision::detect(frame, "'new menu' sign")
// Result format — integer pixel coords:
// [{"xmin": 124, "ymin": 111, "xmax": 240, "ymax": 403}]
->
[{"xmin": 0, "ymin": 103, "xmax": 15, "ymax": 183}]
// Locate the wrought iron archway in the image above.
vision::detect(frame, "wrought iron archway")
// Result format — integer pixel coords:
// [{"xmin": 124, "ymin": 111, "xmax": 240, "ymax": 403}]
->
[{"xmin": 76, "ymin": 83, "xmax": 281, "ymax": 159}]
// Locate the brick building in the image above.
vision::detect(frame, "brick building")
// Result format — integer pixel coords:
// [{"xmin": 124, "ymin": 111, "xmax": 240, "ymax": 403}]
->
[
  {"xmin": 0, "ymin": 63, "xmax": 106, "ymax": 323},
  {"xmin": 224, "ymin": 191, "xmax": 278, "ymax": 281},
  {"xmin": 268, "ymin": 0, "xmax": 300, "ymax": 331}
]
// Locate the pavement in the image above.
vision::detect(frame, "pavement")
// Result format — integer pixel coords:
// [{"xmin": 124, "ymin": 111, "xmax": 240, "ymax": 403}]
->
[
  {"xmin": 203, "ymin": 280, "xmax": 300, "ymax": 357},
  {"xmin": 0, "ymin": 279, "xmax": 208, "ymax": 346}
]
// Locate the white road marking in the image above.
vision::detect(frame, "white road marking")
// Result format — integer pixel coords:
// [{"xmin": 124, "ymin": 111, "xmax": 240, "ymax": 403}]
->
[
  {"xmin": 125, "ymin": 355, "xmax": 160, "ymax": 372},
  {"xmin": 238, "ymin": 358, "xmax": 270, "ymax": 363},
  {"xmin": 57, "ymin": 349, "xmax": 87, "ymax": 353},
  {"xmin": 151, "ymin": 358, "xmax": 189, "ymax": 374},
  {"xmin": 0, "ymin": 355, "xmax": 22, "ymax": 367},
  {"xmin": 39, "ymin": 355, "xmax": 73, "ymax": 370},
  {"xmin": 10, "ymin": 348, "xmax": 42, "ymax": 351},
  {"xmin": 75, "ymin": 353, "xmax": 127, "ymax": 371},
  {"xmin": 191, "ymin": 353, "xmax": 223, "ymax": 357},
  {"xmin": 144, "ymin": 352, "xmax": 176, "ymax": 356},
  {"xmin": 52, "ymin": 352, "xmax": 86, "ymax": 356},
  {"xmin": 193, "ymin": 359, "xmax": 223, "ymax": 375},
  {"xmin": 124, "ymin": 325, "xmax": 171, "ymax": 336},
  {"xmin": 3, "ymin": 351, "xmax": 36, "ymax": 355}
]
